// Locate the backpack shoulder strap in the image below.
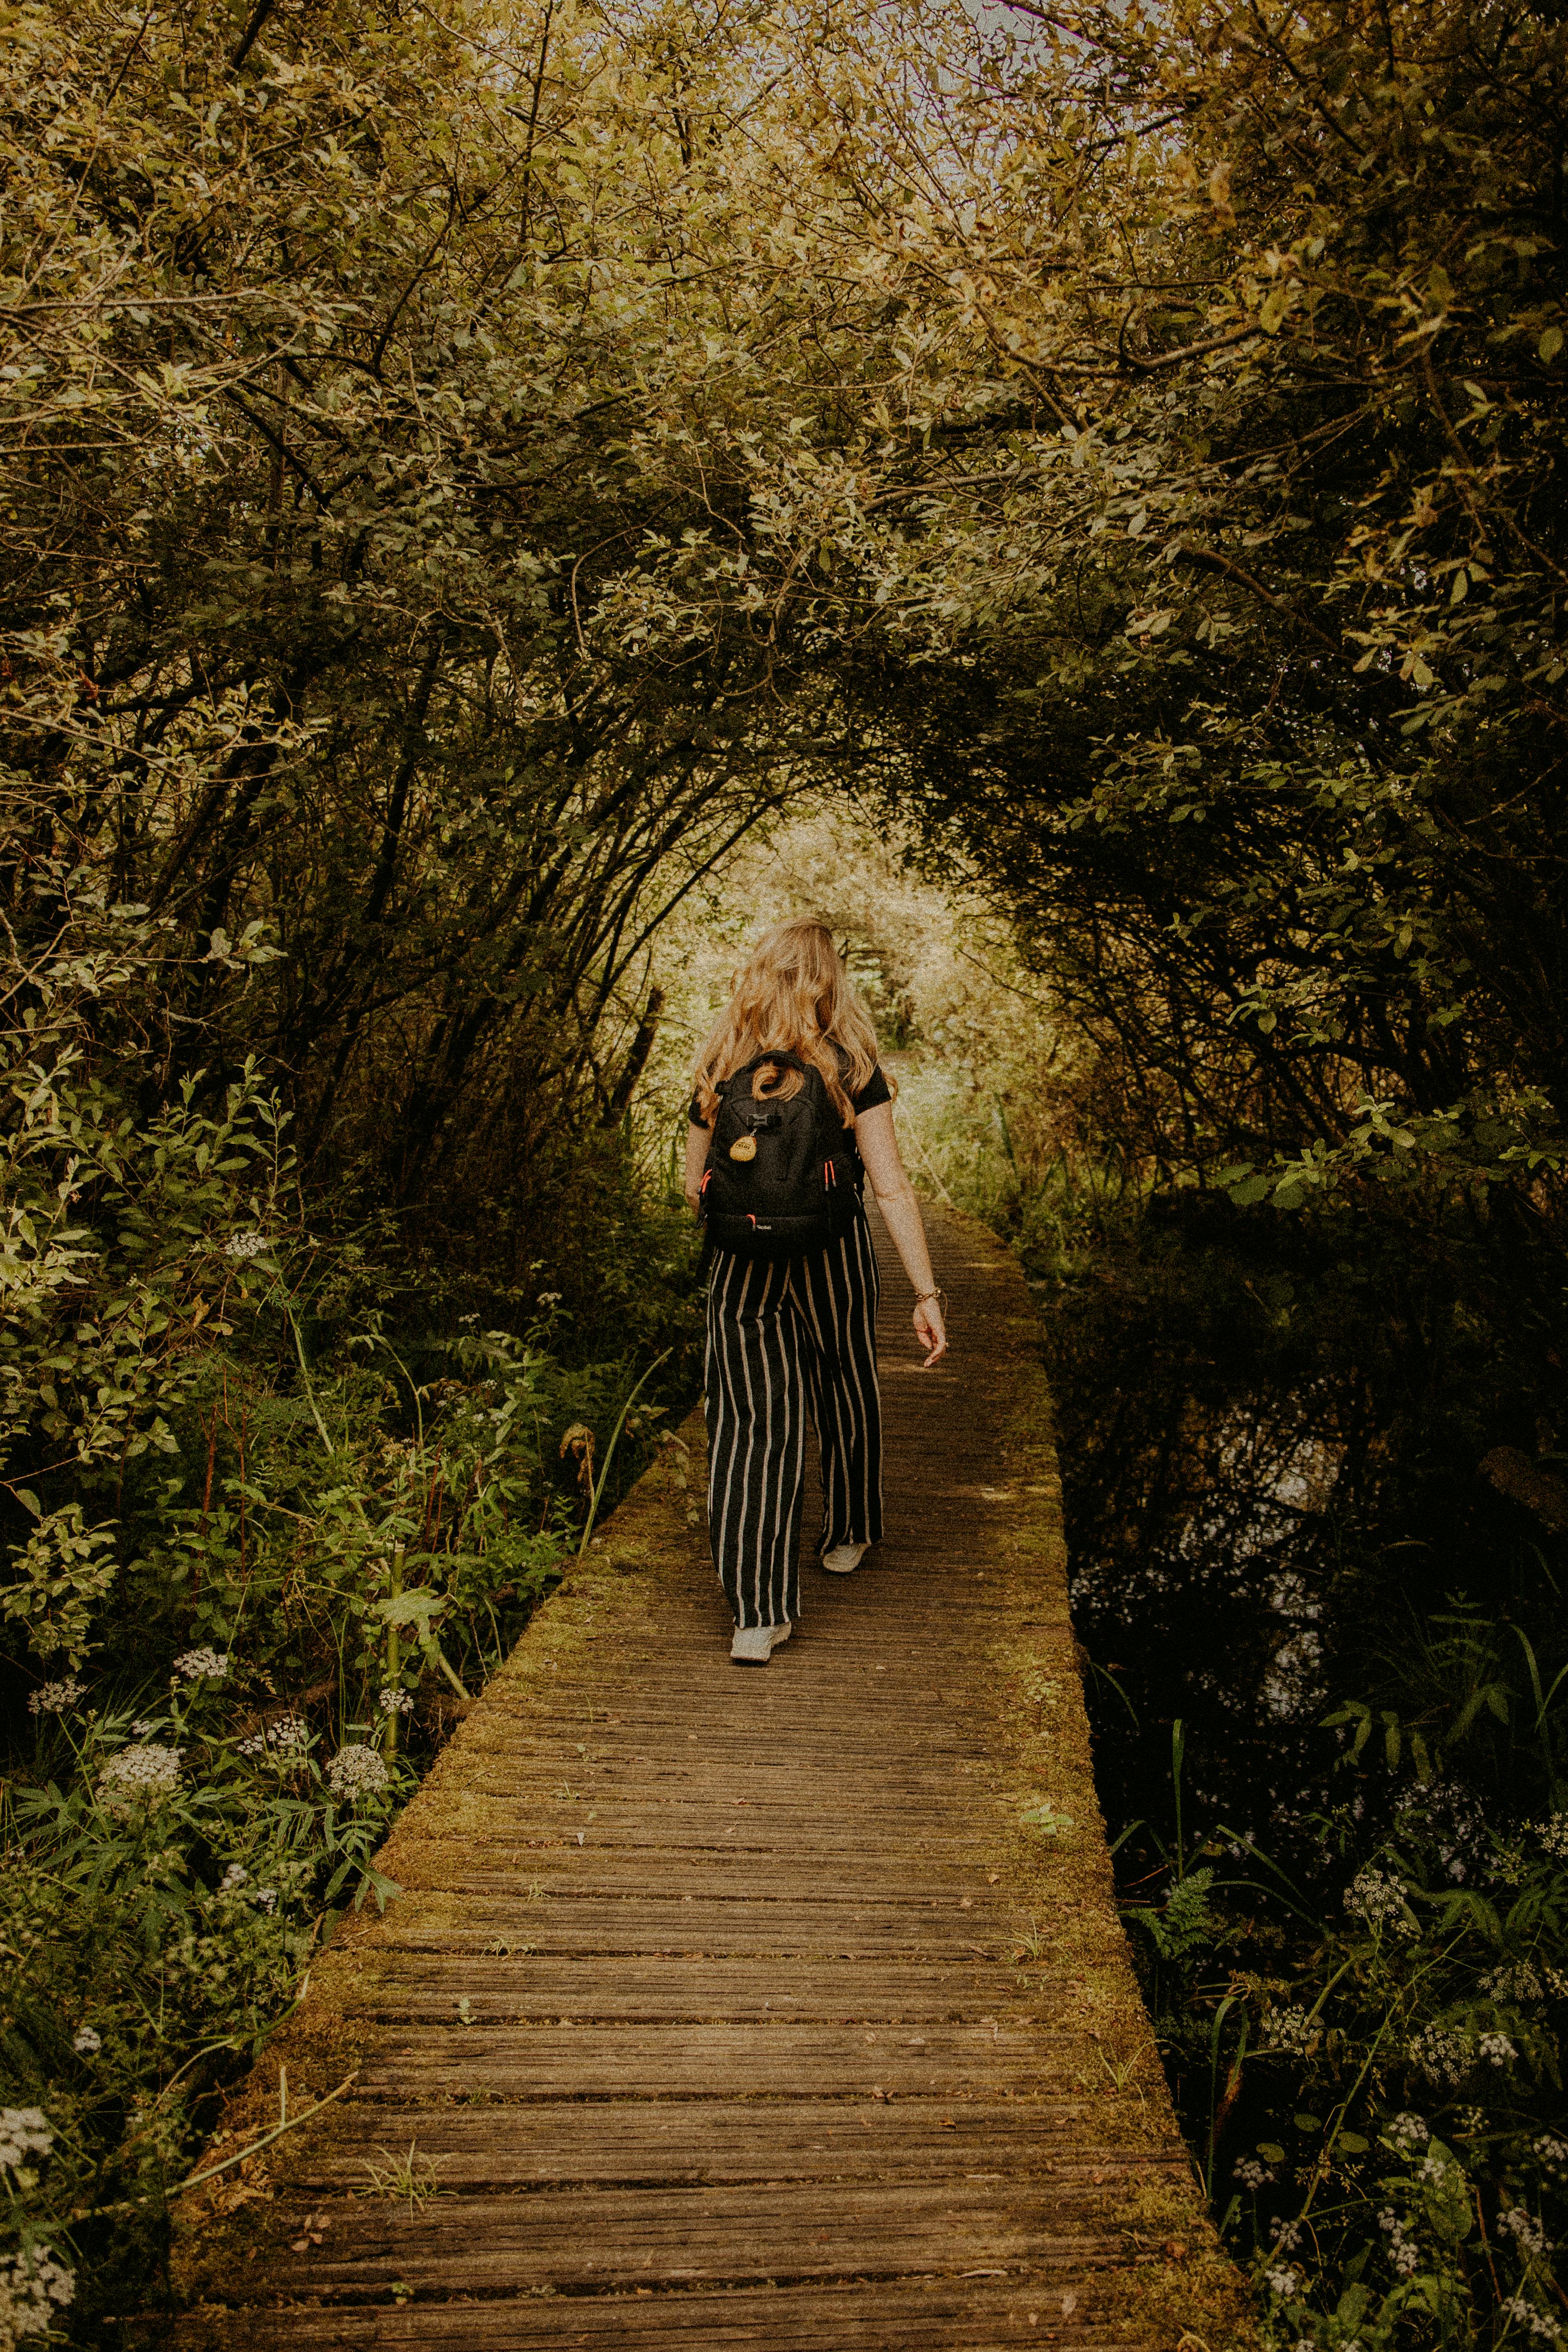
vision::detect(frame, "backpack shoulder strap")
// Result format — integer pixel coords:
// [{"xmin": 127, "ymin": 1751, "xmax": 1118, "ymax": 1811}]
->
[{"xmin": 730, "ymin": 1048, "xmax": 809, "ymax": 1082}]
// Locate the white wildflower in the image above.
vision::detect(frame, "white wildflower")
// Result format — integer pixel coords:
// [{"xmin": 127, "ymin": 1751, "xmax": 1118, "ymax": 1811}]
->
[
  {"xmin": 1234, "ymin": 2156, "xmax": 1275, "ymax": 2190},
  {"xmin": 97, "ymin": 1743, "xmax": 182, "ymax": 1814},
  {"xmin": 26, "ymin": 1677, "xmax": 84, "ymax": 1717},
  {"xmin": 1271, "ymin": 2220, "xmax": 1303, "ymax": 2251},
  {"xmin": 1386, "ymin": 2113, "xmax": 1430, "ymax": 2155},
  {"xmin": 1345, "ymin": 1865, "xmax": 1417, "ymax": 1937},
  {"xmin": 1480, "ymin": 1961, "xmax": 1543, "ymax": 2002},
  {"xmin": 1538, "ymin": 1815, "xmax": 1568, "ymax": 1862},
  {"xmin": 1395, "ymin": 1779, "xmax": 1488, "ymax": 1881},
  {"xmin": 1498, "ymin": 2207, "xmax": 1552, "ymax": 2258},
  {"xmin": 1499, "ymin": 2296, "xmax": 1564, "ymax": 2343},
  {"xmin": 1263, "ymin": 2264, "xmax": 1300, "ymax": 2298},
  {"xmin": 1534, "ymin": 2133, "xmax": 1568, "ymax": 2173},
  {"xmin": 71, "ymin": 2026, "xmax": 101, "ymax": 2057},
  {"xmin": 326, "ymin": 1743, "xmax": 390, "ymax": 1803},
  {"xmin": 0, "ymin": 2244, "xmax": 75, "ymax": 2340},
  {"xmin": 223, "ymin": 1230, "xmax": 270, "ymax": 1260},
  {"xmin": 172, "ymin": 1647, "xmax": 228, "ymax": 1682},
  {"xmin": 1479, "ymin": 2030, "xmax": 1517, "ymax": 2068},
  {"xmin": 0, "ymin": 2111, "xmax": 53, "ymax": 2173},
  {"xmin": 377, "ymin": 1687, "xmax": 414, "ymax": 1717},
  {"xmin": 1378, "ymin": 2209, "xmax": 1419, "ymax": 2277},
  {"xmin": 1264, "ymin": 2004, "xmax": 1319, "ymax": 2055},
  {"xmin": 219, "ymin": 1864, "xmax": 277, "ymax": 1913},
  {"xmin": 238, "ymin": 1713, "xmax": 309, "ymax": 1758},
  {"xmin": 1408, "ymin": 2022, "xmax": 1469, "ymax": 2088}
]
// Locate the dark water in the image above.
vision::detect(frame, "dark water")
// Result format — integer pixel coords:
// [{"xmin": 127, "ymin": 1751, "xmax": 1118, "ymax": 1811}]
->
[
  {"xmin": 1031, "ymin": 1201, "xmax": 1556, "ymax": 1908},
  {"xmin": 1062, "ymin": 1374, "xmax": 1354, "ymax": 1883}
]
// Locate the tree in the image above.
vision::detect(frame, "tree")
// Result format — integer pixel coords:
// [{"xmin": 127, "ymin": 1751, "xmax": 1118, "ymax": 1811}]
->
[
  {"xmin": 0, "ymin": 0, "xmax": 924, "ymax": 1236},
  {"xmin": 780, "ymin": 0, "xmax": 1568, "ymax": 1211}
]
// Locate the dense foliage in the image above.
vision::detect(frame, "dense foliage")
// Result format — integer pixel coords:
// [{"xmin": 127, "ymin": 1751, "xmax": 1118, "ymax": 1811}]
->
[{"xmin": 815, "ymin": 0, "xmax": 1568, "ymax": 1218}]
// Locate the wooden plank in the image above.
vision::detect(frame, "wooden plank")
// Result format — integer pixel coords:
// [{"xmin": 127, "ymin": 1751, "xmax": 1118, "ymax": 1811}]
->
[
  {"xmin": 338, "ymin": 1898, "xmax": 1029, "ymax": 1962},
  {"xmin": 389, "ymin": 1823, "xmax": 1008, "ymax": 1862},
  {"xmin": 255, "ymin": 2181, "xmax": 1124, "ymax": 2296},
  {"xmin": 352, "ymin": 2021, "xmax": 1083, "ymax": 2100},
  {"xmin": 368, "ymin": 1856, "xmax": 1003, "ymax": 1907},
  {"xmin": 176, "ymin": 2280, "xmax": 1139, "ymax": 2350},
  {"xmin": 292, "ymin": 2099, "xmax": 1141, "ymax": 2185},
  {"xmin": 340, "ymin": 1956, "xmax": 1036, "ymax": 2022}
]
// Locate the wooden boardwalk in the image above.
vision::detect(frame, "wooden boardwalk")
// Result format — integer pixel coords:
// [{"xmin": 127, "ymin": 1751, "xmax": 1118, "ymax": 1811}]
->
[{"xmin": 173, "ymin": 1211, "xmax": 1248, "ymax": 2350}]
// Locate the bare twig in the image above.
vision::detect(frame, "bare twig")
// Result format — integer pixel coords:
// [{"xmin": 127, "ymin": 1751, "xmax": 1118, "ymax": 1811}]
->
[{"xmin": 170, "ymin": 2072, "xmax": 360, "ymax": 2199}]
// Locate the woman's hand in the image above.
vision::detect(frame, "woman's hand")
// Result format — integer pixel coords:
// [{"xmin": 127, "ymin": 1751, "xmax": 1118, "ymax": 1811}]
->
[{"xmin": 913, "ymin": 1297, "xmax": 947, "ymax": 1368}]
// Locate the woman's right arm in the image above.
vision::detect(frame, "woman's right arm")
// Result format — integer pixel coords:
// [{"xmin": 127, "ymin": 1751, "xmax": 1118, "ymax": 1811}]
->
[
  {"xmin": 683, "ymin": 1119, "xmax": 710, "ymax": 1215},
  {"xmin": 852, "ymin": 1103, "xmax": 948, "ymax": 1368}
]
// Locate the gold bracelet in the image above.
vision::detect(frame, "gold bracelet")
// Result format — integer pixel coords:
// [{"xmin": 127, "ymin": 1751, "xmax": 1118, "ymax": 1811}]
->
[{"xmin": 913, "ymin": 1287, "xmax": 946, "ymax": 1309}]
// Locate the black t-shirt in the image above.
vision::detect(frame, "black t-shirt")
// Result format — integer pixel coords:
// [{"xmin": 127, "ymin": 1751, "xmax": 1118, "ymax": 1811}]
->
[{"xmin": 688, "ymin": 1060, "xmax": 892, "ymax": 1129}]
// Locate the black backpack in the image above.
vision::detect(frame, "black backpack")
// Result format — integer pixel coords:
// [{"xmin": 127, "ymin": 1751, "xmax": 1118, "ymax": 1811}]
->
[{"xmin": 699, "ymin": 1051, "xmax": 862, "ymax": 1261}]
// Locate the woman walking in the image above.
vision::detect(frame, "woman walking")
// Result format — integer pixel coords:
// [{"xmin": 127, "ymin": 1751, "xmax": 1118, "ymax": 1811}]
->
[{"xmin": 684, "ymin": 921, "xmax": 948, "ymax": 1664}]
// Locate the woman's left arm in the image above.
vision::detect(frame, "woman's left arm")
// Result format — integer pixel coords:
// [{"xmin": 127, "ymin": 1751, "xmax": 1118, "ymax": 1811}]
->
[
  {"xmin": 683, "ymin": 1119, "xmax": 710, "ymax": 1215},
  {"xmin": 853, "ymin": 1103, "xmax": 948, "ymax": 1367}
]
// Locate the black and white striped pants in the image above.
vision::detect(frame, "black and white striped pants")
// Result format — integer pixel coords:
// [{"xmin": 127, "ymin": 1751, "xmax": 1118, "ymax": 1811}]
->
[{"xmin": 704, "ymin": 1212, "xmax": 882, "ymax": 1630}]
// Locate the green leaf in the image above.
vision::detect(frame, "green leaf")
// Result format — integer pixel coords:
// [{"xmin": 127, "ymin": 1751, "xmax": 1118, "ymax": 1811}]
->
[
  {"xmin": 1541, "ymin": 326, "xmax": 1563, "ymax": 363},
  {"xmin": 1019, "ymin": 1802, "xmax": 1075, "ymax": 1836},
  {"xmin": 374, "ymin": 1590, "xmax": 447, "ymax": 1628},
  {"xmin": 1421, "ymin": 2145, "xmax": 1472, "ymax": 2243}
]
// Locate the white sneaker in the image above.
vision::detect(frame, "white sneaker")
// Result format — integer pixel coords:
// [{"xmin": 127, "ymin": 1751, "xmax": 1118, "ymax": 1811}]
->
[
  {"xmin": 730, "ymin": 1622, "xmax": 793, "ymax": 1664},
  {"xmin": 820, "ymin": 1541, "xmax": 869, "ymax": 1576}
]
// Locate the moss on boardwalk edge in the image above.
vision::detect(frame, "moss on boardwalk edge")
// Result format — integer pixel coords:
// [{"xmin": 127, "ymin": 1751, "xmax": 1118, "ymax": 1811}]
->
[{"xmin": 968, "ymin": 1206, "xmax": 1255, "ymax": 2350}]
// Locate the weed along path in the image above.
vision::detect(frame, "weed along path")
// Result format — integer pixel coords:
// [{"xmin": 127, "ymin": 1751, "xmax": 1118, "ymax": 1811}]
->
[{"xmin": 171, "ymin": 1210, "xmax": 1249, "ymax": 2351}]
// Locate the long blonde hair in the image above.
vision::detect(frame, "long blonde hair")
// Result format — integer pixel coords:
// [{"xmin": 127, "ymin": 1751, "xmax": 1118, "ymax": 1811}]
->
[{"xmin": 691, "ymin": 919, "xmax": 888, "ymax": 1129}]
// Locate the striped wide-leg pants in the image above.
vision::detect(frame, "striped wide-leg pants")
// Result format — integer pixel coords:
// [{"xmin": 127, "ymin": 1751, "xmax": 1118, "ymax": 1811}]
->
[{"xmin": 704, "ymin": 1212, "xmax": 882, "ymax": 1630}]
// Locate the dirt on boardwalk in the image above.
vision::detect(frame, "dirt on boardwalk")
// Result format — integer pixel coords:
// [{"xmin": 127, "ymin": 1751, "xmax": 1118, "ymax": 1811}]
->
[{"xmin": 167, "ymin": 1209, "xmax": 1253, "ymax": 2350}]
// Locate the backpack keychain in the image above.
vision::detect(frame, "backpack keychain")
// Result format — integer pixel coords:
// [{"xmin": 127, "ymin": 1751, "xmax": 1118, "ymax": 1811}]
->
[{"xmin": 729, "ymin": 1134, "xmax": 757, "ymax": 1161}]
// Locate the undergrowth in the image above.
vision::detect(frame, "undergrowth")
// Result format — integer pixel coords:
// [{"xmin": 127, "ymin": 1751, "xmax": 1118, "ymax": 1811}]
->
[
  {"xmin": 923, "ymin": 1097, "xmax": 1568, "ymax": 2350},
  {"xmin": 0, "ymin": 913, "xmax": 700, "ymax": 2340}
]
